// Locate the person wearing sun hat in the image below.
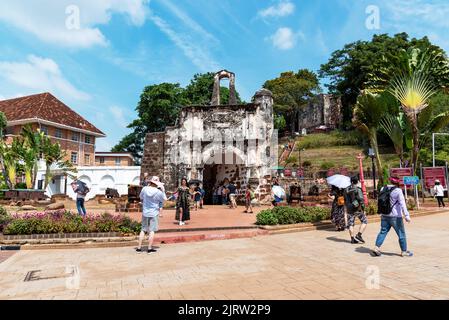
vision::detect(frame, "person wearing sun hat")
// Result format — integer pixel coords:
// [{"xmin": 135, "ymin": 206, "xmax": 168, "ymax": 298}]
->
[
  {"xmin": 433, "ymin": 179, "xmax": 445, "ymax": 208},
  {"xmin": 372, "ymin": 175, "xmax": 413, "ymax": 257},
  {"xmin": 136, "ymin": 176, "xmax": 167, "ymax": 254}
]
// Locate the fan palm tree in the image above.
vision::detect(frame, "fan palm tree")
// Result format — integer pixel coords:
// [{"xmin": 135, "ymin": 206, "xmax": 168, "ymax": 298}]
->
[
  {"xmin": 368, "ymin": 47, "xmax": 447, "ymax": 172},
  {"xmin": 380, "ymin": 114, "xmax": 406, "ymax": 167},
  {"xmin": 388, "ymin": 72, "xmax": 438, "ymax": 171}
]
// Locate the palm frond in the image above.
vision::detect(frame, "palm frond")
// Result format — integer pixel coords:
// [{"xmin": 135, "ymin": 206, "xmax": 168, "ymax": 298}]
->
[{"xmin": 389, "ymin": 72, "xmax": 438, "ymax": 111}]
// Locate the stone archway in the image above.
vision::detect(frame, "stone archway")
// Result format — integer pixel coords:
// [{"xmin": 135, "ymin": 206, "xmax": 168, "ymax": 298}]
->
[{"xmin": 202, "ymin": 147, "xmax": 247, "ymax": 205}]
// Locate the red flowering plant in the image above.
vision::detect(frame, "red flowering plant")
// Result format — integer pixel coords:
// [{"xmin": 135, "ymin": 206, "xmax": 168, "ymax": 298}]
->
[{"xmin": 2, "ymin": 210, "xmax": 141, "ymax": 235}]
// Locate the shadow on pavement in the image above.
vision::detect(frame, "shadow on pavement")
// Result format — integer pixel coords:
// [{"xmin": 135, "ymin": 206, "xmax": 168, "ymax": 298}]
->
[
  {"xmin": 326, "ymin": 236, "xmax": 352, "ymax": 244},
  {"xmin": 355, "ymin": 246, "xmax": 402, "ymax": 257}
]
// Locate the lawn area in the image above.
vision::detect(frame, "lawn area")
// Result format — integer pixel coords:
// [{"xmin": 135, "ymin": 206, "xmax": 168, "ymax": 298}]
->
[
  {"xmin": 279, "ymin": 131, "xmax": 399, "ymax": 171},
  {"xmin": 300, "ymin": 146, "xmax": 399, "ymax": 171}
]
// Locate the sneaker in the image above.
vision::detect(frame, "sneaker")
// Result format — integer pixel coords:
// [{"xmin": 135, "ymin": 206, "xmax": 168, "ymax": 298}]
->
[
  {"xmin": 355, "ymin": 233, "xmax": 365, "ymax": 244},
  {"xmin": 371, "ymin": 248, "xmax": 382, "ymax": 257},
  {"xmin": 401, "ymin": 251, "xmax": 414, "ymax": 257},
  {"xmin": 351, "ymin": 237, "xmax": 359, "ymax": 244},
  {"xmin": 178, "ymin": 221, "xmax": 185, "ymax": 226},
  {"xmin": 136, "ymin": 248, "xmax": 143, "ymax": 254},
  {"xmin": 147, "ymin": 249, "xmax": 157, "ymax": 254}
]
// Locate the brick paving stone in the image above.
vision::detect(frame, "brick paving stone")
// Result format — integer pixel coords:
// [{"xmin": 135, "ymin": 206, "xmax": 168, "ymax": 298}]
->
[{"xmin": 1, "ymin": 211, "xmax": 448, "ymax": 300}]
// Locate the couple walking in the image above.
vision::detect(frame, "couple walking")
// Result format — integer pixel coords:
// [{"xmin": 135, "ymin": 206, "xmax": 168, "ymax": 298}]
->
[
  {"xmin": 329, "ymin": 176, "xmax": 367, "ymax": 243},
  {"xmin": 330, "ymin": 176, "xmax": 413, "ymax": 257}
]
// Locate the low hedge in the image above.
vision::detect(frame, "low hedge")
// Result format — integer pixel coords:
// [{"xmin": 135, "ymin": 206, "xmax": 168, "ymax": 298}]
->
[
  {"xmin": 1, "ymin": 210, "xmax": 141, "ymax": 235},
  {"xmin": 256, "ymin": 206, "xmax": 331, "ymax": 226}
]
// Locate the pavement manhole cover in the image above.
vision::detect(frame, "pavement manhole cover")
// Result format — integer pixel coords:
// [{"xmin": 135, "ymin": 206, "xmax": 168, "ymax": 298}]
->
[{"xmin": 24, "ymin": 266, "xmax": 78, "ymax": 282}]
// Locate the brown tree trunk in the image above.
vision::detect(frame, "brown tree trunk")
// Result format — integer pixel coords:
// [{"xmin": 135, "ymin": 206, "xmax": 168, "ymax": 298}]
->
[{"xmin": 408, "ymin": 111, "xmax": 419, "ymax": 174}]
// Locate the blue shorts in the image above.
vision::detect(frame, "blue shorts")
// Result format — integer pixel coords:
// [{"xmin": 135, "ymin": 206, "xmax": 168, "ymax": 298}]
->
[{"xmin": 141, "ymin": 216, "xmax": 159, "ymax": 233}]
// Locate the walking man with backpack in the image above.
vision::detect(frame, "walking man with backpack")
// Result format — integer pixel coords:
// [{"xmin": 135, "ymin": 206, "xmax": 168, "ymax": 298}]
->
[
  {"xmin": 344, "ymin": 176, "xmax": 368, "ymax": 244},
  {"xmin": 372, "ymin": 176, "xmax": 413, "ymax": 257}
]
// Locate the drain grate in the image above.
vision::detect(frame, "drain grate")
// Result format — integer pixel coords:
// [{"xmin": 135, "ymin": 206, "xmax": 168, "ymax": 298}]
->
[{"xmin": 24, "ymin": 266, "xmax": 77, "ymax": 282}]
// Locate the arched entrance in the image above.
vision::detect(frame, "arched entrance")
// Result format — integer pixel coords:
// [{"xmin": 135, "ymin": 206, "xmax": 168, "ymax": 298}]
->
[{"xmin": 202, "ymin": 148, "xmax": 247, "ymax": 205}]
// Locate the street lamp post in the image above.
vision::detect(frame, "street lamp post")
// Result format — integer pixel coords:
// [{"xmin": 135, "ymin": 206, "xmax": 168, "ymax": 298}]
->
[
  {"xmin": 357, "ymin": 153, "xmax": 369, "ymax": 206},
  {"xmin": 432, "ymin": 132, "xmax": 449, "ymax": 167},
  {"xmin": 368, "ymin": 148, "xmax": 376, "ymax": 199}
]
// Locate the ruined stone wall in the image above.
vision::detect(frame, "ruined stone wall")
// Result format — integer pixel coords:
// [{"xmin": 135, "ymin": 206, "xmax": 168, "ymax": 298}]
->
[
  {"xmin": 140, "ymin": 132, "xmax": 166, "ymax": 182},
  {"xmin": 297, "ymin": 94, "xmax": 342, "ymax": 132}
]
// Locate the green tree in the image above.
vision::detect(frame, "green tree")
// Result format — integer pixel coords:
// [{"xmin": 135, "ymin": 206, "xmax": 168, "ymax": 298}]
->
[
  {"xmin": 0, "ymin": 111, "xmax": 9, "ymax": 185},
  {"xmin": 0, "ymin": 111, "xmax": 6, "ymax": 137},
  {"xmin": 319, "ymin": 33, "xmax": 448, "ymax": 126},
  {"xmin": 183, "ymin": 73, "xmax": 242, "ymax": 105},
  {"xmin": 113, "ymin": 83, "xmax": 187, "ymax": 163},
  {"xmin": 369, "ymin": 47, "xmax": 449, "ymax": 171},
  {"xmin": 263, "ymin": 69, "xmax": 320, "ymax": 133},
  {"xmin": 274, "ymin": 114, "xmax": 287, "ymax": 132},
  {"xmin": 353, "ymin": 91, "xmax": 398, "ymax": 185},
  {"xmin": 0, "ymin": 142, "xmax": 18, "ymax": 189},
  {"xmin": 113, "ymin": 73, "xmax": 244, "ymax": 163},
  {"xmin": 40, "ymin": 135, "xmax": 76, "ymax": 189}
]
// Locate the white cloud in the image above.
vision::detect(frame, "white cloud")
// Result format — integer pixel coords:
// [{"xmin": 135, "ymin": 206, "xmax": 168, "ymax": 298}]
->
[
  {"xmin": 159, "ymin": 0, "xmax": 218, "ymax": 44},
  {"xmin": 0, "ymin": 0, "xmax": 149, "ymax": 48},
  {"xmin": 259, "ymin": 1, "xmax": 295, "ymax": 18},
  {"xmin": 268, "ymin": 27, "xmax": 303, "ymax": 50},
  {"xmin": 0, "ymin": 55, "xmax": 90, "ymax": 101},
  {"xmin": 109, "ymin": 106, "xmax": 130, "ymax": 128},
  {"xmin": 385, "ymin": 0, "xmax": 449, "ymax": 28},
  {"xmin": 149, "ymin": 14, "xmax": 221, "ymax": 72}
]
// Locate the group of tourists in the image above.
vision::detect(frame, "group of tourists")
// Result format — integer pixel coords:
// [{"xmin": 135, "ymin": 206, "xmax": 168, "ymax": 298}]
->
[
  {"xmin": 328, "ymin": 175, "xmax": 413, "ymax": 257},
  {"xmin": 212, "ymin": 179, "xmax": 238, "ymax": 209}
]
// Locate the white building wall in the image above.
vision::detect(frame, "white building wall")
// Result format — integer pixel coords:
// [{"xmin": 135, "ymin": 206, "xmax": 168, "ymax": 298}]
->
[{"xmin": 35, "ymin": 161, "xmax": 141, "ymax": 201}]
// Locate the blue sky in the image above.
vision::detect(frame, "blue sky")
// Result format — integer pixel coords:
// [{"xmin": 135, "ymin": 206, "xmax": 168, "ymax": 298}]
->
[{"xmin": 0, "ymin": 0, "xmax": 448, "ymax": 151}]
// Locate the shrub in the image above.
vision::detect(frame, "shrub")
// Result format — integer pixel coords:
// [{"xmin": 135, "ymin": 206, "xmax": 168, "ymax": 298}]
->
[
  {"xmin": 15, "ymin": 182, "xmax": 27, "ymax": 189},
  {"xmin": 366, "ymin": 202, "xmax": 378, "ymax": 215},
  {"xmin": 302, "ymin": 160, "xmax": 312, "ymax": 167},
  {"xmin": 256, "ymin": 209, "xmax": 279, "ymax": 225},
  {"xmin": 320, "ymin": 161, "xmax": 335, "ymax": 170},
  {"xmin": 256, "ymin": 206, "xmax": 331, "ymax": 225},
  {"xmin": 2, "ymin": 210, "xmax": 142, "ymax": 235}
]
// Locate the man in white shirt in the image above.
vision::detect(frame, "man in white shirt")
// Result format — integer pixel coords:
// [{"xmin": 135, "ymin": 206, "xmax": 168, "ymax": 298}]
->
[
  {"xmin": 372, "ymin": 176, "xmax": 413, "ymax": 257},
  {"xmin": 433, "ymin": 180, "xmax": 446, "ymax": 208},
  {"xmin": 136, "ymin": 176, "xmax": 167, "ymax": 254}
]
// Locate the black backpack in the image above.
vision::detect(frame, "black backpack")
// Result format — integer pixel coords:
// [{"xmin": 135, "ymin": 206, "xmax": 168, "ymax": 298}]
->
[
  {"xmin": 345, "ymin": 186, "xmax": 361, "ymax": 212},
  {"xmin": 377, "ymin": 186, "xmax": 397, "ymax": 215}
]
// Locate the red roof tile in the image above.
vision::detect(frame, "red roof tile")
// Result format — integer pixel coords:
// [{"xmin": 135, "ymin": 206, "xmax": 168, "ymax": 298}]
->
[{"xmin": 0, "ymin": 92, "xmax": 105, "ymax": 136}]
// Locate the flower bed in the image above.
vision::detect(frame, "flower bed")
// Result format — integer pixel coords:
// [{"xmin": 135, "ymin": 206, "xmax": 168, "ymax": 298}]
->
[
  {"xmin": 0, "ymin": 209, "xmax": 141, "ymax": 236},
  {"xmin": 256, "ymin": 206, "xmax": 331, "ymax": 226}
]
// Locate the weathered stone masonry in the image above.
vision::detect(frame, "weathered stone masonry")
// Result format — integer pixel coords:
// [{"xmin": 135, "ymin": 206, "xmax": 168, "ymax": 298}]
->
[{"xmin": 141, "ymin": 70, "xmax": 276, "ymax": 195}]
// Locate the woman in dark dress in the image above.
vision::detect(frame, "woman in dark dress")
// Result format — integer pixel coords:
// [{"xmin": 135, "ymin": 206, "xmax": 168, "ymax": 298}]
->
[
  {"xmin": 328, "ymin": 185, "xmax": 347, "ymax": 231},
  {"xmin": 175, "ymin": 178, "xmax": 191, "ymax": 226}
]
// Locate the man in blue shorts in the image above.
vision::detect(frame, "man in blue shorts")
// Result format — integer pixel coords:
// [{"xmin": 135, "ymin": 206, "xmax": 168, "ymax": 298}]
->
[{"xmin": 136, "ymin": 176, "xmax": 166, "ymax": 254}]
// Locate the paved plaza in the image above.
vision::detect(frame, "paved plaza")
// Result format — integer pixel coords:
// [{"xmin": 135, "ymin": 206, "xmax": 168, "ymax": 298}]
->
[{"xmin": 1, "ymin": 210, "xmax": 449, "ymax": 300}]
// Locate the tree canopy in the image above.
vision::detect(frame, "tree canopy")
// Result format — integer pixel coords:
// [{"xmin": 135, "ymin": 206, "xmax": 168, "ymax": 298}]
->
[
  {"xmin": 263, "ymin": 69, "xmax": 320, "ymax": 133},
  {"xmin": 113, "ymin": 73, "xmax": 243, "ymax": 163},
  {"xmin": 319, "ymin": 33, "xmax": 448, "ymax": 126},
  {"xmin": 0, "ymin": 111, "xmax": 6, "ymax": 137}
]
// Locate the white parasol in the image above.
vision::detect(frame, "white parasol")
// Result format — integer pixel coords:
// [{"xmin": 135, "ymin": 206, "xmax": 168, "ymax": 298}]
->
[{"xmin": 326, "ymin": 174, "xmax": 351, "ymax": 189}]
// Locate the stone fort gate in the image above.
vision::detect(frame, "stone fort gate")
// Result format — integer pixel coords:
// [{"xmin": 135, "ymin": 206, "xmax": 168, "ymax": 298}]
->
[{"xmin": 140, "ymin": 70, "xmax": 277, "ymax": 203}]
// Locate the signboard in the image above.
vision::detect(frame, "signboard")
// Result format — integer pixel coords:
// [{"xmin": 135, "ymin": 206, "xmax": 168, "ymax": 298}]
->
[
  {"xmin": 422, "ymin": 167, "xmax": 447, "ymax": 189},
  {"xmin": 390, "ymin": 168, "xmax": 413, "ymax": 187},
  {"xmin": 403, "ymin": 176, "xmax": 419, "ymax": 186}
]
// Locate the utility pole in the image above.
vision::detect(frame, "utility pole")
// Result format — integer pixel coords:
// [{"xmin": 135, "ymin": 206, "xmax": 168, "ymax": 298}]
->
[{"xmin": 357, "ymin": 153, "xmax": 369, "ymax": 206}]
